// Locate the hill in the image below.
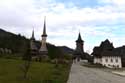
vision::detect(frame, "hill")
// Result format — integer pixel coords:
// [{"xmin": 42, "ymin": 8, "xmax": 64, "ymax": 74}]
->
[
  {"xmin": 0, "ymin": 28, "xmax": 29, "ymax": 54},
  {"xmin": 57, "ymin": 46, "xmax": 74, "ymax": 55},
  {"xmin": 0, "ymin": 28, "xmax": 73, "ymax": 59}
]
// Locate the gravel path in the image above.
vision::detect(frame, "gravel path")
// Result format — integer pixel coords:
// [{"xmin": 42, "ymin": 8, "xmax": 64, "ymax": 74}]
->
[{"xmin": 67, "ymin": 62, "xmax": 125, "ymax": 83}]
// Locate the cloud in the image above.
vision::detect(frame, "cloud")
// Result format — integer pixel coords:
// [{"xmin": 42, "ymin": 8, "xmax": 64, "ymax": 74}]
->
[
  {"xmin": 0, "ymin": 0, "xmax": 125, "ymax": 53},
  {"xmin": 98, "ymin": 0, "xmax": 125, "ymax": 5},
  {"xmin": 98, "ymin": 0, "xmax": 125, "ymax": 12}
]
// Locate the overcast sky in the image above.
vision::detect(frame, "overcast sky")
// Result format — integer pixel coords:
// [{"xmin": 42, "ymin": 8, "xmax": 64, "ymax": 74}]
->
[{"xmin": 0, "ymin": 0, "xmax": 125, "ymax": 53}]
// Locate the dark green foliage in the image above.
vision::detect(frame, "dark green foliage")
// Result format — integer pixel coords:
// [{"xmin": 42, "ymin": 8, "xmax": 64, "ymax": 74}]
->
[
  {"xmin": 47, "ymin": 44, "xmax": 62, "ymax": 59},
  {"xmin": 22, "ymin": 42, "xmax": 31, "ymax": 61},
  {"xmin": 0, "ymin": 28, "xmax": 29, "ymax": 55},
  {"xmin": 21, "ymin": 42, "xmax": 32, "ymax": 79}
]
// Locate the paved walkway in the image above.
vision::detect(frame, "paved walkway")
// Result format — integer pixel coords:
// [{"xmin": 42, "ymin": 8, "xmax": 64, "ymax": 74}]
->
[{"xmin": 67, "ymin": 62, "xmax": 125, "ymax": 83}]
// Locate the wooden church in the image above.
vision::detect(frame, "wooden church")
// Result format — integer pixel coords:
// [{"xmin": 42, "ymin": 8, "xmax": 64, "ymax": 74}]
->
[
  {"xmin": 74, "ymin": 32, "xmax": 92, "ymax": 62},
  {"xmin": 30, "ymin": 17, "xmax": 48, "ymax": 61},
  {"xmin": 92, "ymin": 39, "xmax": 123, "ymax": 68}
]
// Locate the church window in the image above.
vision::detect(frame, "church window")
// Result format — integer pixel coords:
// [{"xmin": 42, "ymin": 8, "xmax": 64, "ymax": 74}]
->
[
  {"xmin": 116, "ymin": 59, "xmax": 118, "ymax": 63},
  {"xmin": 117, "ymin": 65, "xmax": 119, "ymax": 68},
  {"xmin": 111, "ymin": 59, "xmax": 113, "ymax": 62},
  {"xmin": 105, "ymin": 59, "xmax": 108, "ymax": 62},
  {"xmin": 100, "ymin": 59, "xmax": 102, "ymax": 62}
]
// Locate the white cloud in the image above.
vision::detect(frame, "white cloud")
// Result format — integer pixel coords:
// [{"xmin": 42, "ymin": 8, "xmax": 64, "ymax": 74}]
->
[
  {"xmin": 0, "ymin": 0, "xmax": 125, "ymax": 53},
  {"xmin": 99, "ymin": 0, "xmax": 125, "ymax": 5},
  {"xmin": 98, "ymin": 0, "xmax": 125, "ymax": 12}
]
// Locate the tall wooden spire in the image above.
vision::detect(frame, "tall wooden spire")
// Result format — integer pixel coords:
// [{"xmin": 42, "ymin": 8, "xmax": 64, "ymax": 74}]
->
[
  {"xmin": 39, "ymin": 16, "xmax": 48, "ymax": 61},
  {"xmin": 42, "ymin": 16, "xmax": 47, "ymax": 37}
]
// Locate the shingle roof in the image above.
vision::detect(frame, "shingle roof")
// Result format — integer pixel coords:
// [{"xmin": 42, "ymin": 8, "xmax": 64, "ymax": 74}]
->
[
  {"xmin": 91, "ymin": 47, "xmax": 102, "ymax": 56},
  {"xmin": 30, "ymin": 30, "xmax": 38, "ymax": 50},
  {"xmin": 100, "ymin": 39, "xmax": 114, "ymax": 50},
  {"xmin": 76, "ymin": 32, "xmax": 83, "ymax": 42},
  {"xmin": 30, "ymin": 41, "xmax": 38, "ymax": 50},
  {"xmin": 92, "ymin": 39, "xmax": 121, "ymax": 57},
  {"xmin": 31, "ymin": 29, "xmax": 35, "ymax": 40}
]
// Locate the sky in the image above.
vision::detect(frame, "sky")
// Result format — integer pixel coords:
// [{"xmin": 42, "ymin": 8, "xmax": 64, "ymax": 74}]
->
[{"xmin": 0, "ymin": 0, "xmax": 125, "ymax": 53}]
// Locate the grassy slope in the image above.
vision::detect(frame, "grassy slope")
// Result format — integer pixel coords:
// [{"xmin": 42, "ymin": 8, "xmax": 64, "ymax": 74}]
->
[{"xmin": 0, "ymin": 58, "xmax": 71, "ymax": 83}]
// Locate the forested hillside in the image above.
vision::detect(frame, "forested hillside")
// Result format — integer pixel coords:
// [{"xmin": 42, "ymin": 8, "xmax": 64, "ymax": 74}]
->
[{"xmin": 0, "ymin": 28, "xmax": 73, "ymax": 59}]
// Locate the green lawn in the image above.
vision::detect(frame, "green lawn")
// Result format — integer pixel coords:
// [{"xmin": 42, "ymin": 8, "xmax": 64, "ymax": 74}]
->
[{"xmin": 0, "ymin": 58, "xmax": 71, "ymax": 83}]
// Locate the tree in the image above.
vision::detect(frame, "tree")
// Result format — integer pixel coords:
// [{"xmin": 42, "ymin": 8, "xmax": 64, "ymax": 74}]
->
[{"xmin": 21, "ymin": 43, "xmax": 31, "ymax": 79}]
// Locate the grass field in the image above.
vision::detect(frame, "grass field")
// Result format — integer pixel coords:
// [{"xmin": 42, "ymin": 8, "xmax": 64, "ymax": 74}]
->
[{"xmin": 0, "ymin": 58, "xmax": 71, "ymax": 83}]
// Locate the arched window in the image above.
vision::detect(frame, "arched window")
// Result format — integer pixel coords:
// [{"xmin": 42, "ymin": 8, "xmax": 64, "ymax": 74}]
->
[
  {"xmin": 105, "ymin": 59, "xmax": 108, "ymax": 62},
  {"xmin": 116, "ymin": 59, "xmax": 118, "ymax": 63},
  {"xmin": 111, "ymin": 58, "xmax": 113, "ymax": 62},
  {"xmin": 117, "ymin": 65, "xmax": 119, "ymax": 68}
]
